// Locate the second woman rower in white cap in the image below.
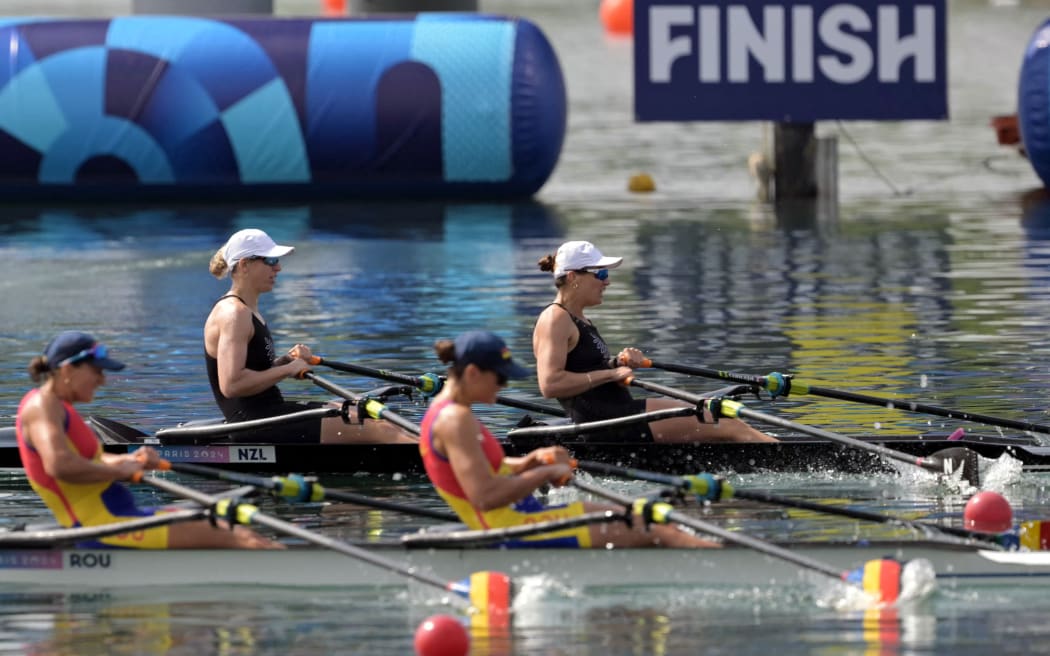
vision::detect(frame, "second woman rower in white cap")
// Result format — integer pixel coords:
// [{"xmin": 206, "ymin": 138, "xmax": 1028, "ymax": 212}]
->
[{"xmin": 533, "ymin": 240, "xmax": 776, "ymax": 444}]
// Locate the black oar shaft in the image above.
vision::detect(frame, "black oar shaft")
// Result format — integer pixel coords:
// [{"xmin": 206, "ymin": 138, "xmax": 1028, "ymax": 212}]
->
[
  {"xmin": 315, "ymin": 357, "xmax": 566, "ymax": 417},
  {"xmin": 574, "ymin": 460, "xmax": 998, "ymax": 546},
  {"xmin": 629, "ymin": 377, "xmax": 977, "ymax": 482},
  {"xmin": 310, "ymin": 361, "xmax": 434, "ymax": 390},
  {"xmin": 508, "ymin": 406, "xmax": 699, "ymax": 438},
  {"xmin": 141, "ymin": 475, "xmax": 462, "ymax": 596},
  {"xmin": 728, "ymin": 402, "xmax": 935, "ymax": 471},
  {"xmin": 645, "ymin": 359, "xmax": 1050, "ymax": 435},
  {"xmin": 796, "ymin": 383, "xmax": 1050, "ymax": 435},
  {"xmin": 167, "ymin": 461, "xmax": 458, "ymax": 522},
  {"xmin": 303, "ymin": 372, "xmax": 421, "ymax": 438},
  {"xmin": 492, "ymin": 394, "xmax": 567, "ymax": 417},
  {"xmin": 571, "ymin": 478, "xmax": 844, "ymax": 580}
]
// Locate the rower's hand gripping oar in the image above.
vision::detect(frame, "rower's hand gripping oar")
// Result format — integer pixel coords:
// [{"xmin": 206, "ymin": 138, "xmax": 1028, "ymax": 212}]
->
[
  {"xmin": 309, "ymin": 356, "xmax": 567, "ymax": 417},
  {"xmin": 567, "ymin": 475, "xmax": 926, "ymax": 605},
  {"xmin": 135, "ymin": 465, "xmax": 511, "ymax": 627},
  {"xmin": 626, "ymin": 376, "xmax": 982, "ymax": 487},
  {"xmin": 638, "ymin": 358, "xmax": 1050, "ymax": 436}
]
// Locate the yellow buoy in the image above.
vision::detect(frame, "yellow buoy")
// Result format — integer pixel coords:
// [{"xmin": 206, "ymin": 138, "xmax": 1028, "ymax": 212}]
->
[{"xmin": 628, "ymin": 172, "xmax": 655, "ymax": 193}]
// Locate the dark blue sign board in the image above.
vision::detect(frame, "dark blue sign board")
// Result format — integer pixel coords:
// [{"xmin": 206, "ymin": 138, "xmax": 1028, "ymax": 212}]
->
[{"xmin": 634, "ymin": 0, "xmax": 947, "ymax": 121}]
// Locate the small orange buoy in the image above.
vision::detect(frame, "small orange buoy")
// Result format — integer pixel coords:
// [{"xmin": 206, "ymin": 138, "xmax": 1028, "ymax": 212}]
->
[
  {"xmin": 628, "ymin": 172, "xmax": 655, "ymax": 193},
  {"xmin": 322, "ymin": 0, "xmax": 346, "ymax": 16},
  {"xmin": 599, "ymin": 0, "xmax": 633, "ymax": 36}
]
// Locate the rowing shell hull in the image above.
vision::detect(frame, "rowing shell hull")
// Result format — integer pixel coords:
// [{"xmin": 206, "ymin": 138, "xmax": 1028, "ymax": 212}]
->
[
  {"xmin": 1, "ymin": 418, "xmax": 1048, "ymax": 475},
  {"xmin": 0, "ymin": 542, "xmax": 1047, "ymax": 589}
]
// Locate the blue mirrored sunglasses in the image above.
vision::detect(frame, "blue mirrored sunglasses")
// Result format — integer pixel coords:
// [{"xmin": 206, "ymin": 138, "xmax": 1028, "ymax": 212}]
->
[
  {"xmin": 59, "ymin": 343, "xmax": 108, "ymax": 367},
  {"xmin": 575, "ymin": 268, "xmax": 609, "ymax": 281},
  {"xmin": 250, "ymin": 256, "xmax": 280, "ymax": 267}
]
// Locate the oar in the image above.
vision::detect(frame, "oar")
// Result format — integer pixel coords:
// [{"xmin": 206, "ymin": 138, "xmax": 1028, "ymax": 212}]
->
[
  {"xmin": 507, "ymin": 406, "xmax": 701, "ymax": 439},
  {"xmin": 573, "ymin": 460, "xmax": 1015, "ymax": 549},
  {"xmin": 137, "ymin": 472, "xmax": 511, "ymax": 626},
  {"xmin": 569, "ymin": 477, "xmax": 923, "ymax": 604},
  {"xmin": 163, "ymin": 460, "xmax": 459, "ymax": 522},
  {"xmin": 301, "ymin": 371, "xmax": 422, "ymax": 439},
  {"xmin": 627, "ymin": 377, "xmax": 982, "ymax": 486},
  {"xmin": 310, "ymin": 356, "xmax": 566, "ymax": 417},
  {"xmin": 640, "ymin": 359, "xmax": 1050, "ymax": 436}
]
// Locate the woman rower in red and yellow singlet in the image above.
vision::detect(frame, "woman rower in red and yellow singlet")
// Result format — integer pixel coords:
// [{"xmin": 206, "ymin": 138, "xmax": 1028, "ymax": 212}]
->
[
  {"xmin": 420, "ymin": 330, "xmax": 719, "ymax": 549},
  {"xmin": 15, "ymin": 330, "xmax": 282, "ymax": 550}
]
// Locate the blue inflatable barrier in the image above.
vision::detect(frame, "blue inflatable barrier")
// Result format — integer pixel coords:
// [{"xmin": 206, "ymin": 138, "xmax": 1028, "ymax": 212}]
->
[
  {"xmin": 0, "ymin": 14, "xmax": 566, "ymax": 200},
  {"xmin": 1020, "ymin": 18, "xmax": 1050, "ymax": 188}
]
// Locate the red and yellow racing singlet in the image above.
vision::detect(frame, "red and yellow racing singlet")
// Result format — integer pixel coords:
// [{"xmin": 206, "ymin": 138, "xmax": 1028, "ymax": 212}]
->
[
  {"xmin": 420, "ymin": 398, "xmax": 590, "ymax": 547},
  {"xmin": 16, "ymin": 389, "xmax": 169, "ymax": 549}
]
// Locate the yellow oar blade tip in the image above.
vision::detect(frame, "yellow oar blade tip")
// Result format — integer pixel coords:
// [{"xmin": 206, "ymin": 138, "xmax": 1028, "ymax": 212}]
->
[{"xmin": 414, "ymin": 613, "xmax": 470, "ymax": 656}]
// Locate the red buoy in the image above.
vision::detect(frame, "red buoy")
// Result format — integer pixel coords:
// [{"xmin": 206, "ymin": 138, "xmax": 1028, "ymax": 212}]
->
[
  {"xmin": 414, "ymin": 614, "xmax": 470, "ymax": 656},
  {"xmin": 963, "ymin": 491, "xmax": 1013, "ymax": 533}
]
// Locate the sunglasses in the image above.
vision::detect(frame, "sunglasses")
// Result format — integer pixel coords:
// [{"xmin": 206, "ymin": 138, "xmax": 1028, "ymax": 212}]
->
[
  {"xmin": 575, "ymin": 269, "xmax": 609, "ymax": 281},
  {"xmin": 249, "ymin": 256, "xmax": 281, "ymax": 267},
  {"xmin": 59, "ymin": 343, "xmax": 108, "ymax": 367}
]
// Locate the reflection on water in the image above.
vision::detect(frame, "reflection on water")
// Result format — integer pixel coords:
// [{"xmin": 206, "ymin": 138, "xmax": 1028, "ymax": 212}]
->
[{"xmin": 3, "ymin": 195, "xmax": 1050, "ymax": 439}]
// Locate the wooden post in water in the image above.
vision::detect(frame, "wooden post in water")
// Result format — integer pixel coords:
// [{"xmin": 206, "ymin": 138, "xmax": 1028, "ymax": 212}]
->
[
  {"xmin": 774, "ymin": 122, "xmax": 817, "ymax": 200},
  {"xmin": 132, "ymin": 0, "xmax": 273, "ymax": 13},
  {"xmin": 349, "ymin": 0, "xmax": 477, "ymax": 12}
]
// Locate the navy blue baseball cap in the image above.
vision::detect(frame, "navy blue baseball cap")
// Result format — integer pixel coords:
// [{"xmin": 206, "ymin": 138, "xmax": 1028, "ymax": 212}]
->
[
  {"xmin": 454, "ymin": 331, "xmax": 529, "ymax": 380},
  {"xmin": 44, "ymin": 331, "xmax": 125, "ymax": 371}
]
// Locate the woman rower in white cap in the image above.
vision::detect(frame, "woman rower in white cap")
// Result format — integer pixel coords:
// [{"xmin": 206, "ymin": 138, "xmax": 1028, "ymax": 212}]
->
[
  {"xmin": 204, "ymin": 228, "xmax": 417, "ymax": 444},
  {"xmin": 532, "ymin": 240, "xmax": 776, "ymax": 444}
]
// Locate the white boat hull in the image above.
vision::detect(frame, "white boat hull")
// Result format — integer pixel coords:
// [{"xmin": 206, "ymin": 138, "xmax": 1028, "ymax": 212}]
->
[{"xmin": 0, "ymin": 542, "xmax": 1047, "ymax": 590}]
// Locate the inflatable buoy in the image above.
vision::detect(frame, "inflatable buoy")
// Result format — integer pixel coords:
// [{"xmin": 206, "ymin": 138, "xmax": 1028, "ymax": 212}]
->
[
  {"xmin": 1019, "ymin": 18, "xmax": 1050, "ymax": 187},
  {"xmin": 0, "ymin": 15, "xmax": 566, "ymax": 200},
  {"xmin": 599, "ymin": 0, "xmax": 633, "ymax": 36}
]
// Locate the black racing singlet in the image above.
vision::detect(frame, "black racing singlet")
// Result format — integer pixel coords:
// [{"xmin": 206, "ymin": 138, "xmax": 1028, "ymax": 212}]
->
[
  {"xmin": 550, "ymin": 303, "xmax": 646, "ymax": 426},
  {"xmin": 206, "ymin": 295, "xmax": 285, "ymax": 421}
]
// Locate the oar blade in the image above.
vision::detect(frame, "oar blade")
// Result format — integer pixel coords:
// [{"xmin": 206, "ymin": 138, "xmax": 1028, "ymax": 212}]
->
[
  {"xmin": 1020, "ymin": 520, "xmax": 1050, "ymax": 550},
  {"xmin": 846, "ymin": 558, "xmax": 902, "ymax": 604},
  {"xmin": 923, "ymin": 447, "xmax": 982, "ymax": 486},
  {"xmin": 449, "ymin": 571, "xmax": 512, "ymax": 630},
  {"xmin": 845, "ymin": 558, "xmax": 937, "ymax": 605}
]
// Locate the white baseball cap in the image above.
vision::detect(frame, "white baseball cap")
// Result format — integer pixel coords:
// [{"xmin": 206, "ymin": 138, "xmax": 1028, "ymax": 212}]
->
[
  {"xmin": 222, "ymin": 229, "xmax": 294, "ymax": 268},
  {"xmin": 553, "ymin": 241, "xmax": 623, "ymax": 278}
]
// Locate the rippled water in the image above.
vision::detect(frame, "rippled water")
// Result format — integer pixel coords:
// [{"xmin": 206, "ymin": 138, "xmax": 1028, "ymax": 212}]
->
[{"xmin": 3, "ymin": 0, "xmax": 1050, "ymax": 654}]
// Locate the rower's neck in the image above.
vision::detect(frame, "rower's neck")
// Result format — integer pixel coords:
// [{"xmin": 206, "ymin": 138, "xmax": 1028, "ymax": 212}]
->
[
  {"xmin": 228, "ymin": 285, "xmax": 261, "ymax": 314},
  {"xmin": 554, "ymin": 294, "xmax": 585, "ymax": 320}
]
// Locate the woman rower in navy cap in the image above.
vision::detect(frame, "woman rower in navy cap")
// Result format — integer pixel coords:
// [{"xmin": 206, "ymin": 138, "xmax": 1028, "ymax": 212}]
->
[
  {"xmin": 16, "ymin": 331, "xmax": 282, "ymax": 549},
  {"xmin": 420, "ymin": 330, "xmax": 719, "ymax": 548}
]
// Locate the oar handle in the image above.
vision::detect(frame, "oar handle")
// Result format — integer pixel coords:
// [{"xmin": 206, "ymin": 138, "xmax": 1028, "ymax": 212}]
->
[{"xmin": 130, "ymin": 453, "xmax": 172, "ymax": 482}]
